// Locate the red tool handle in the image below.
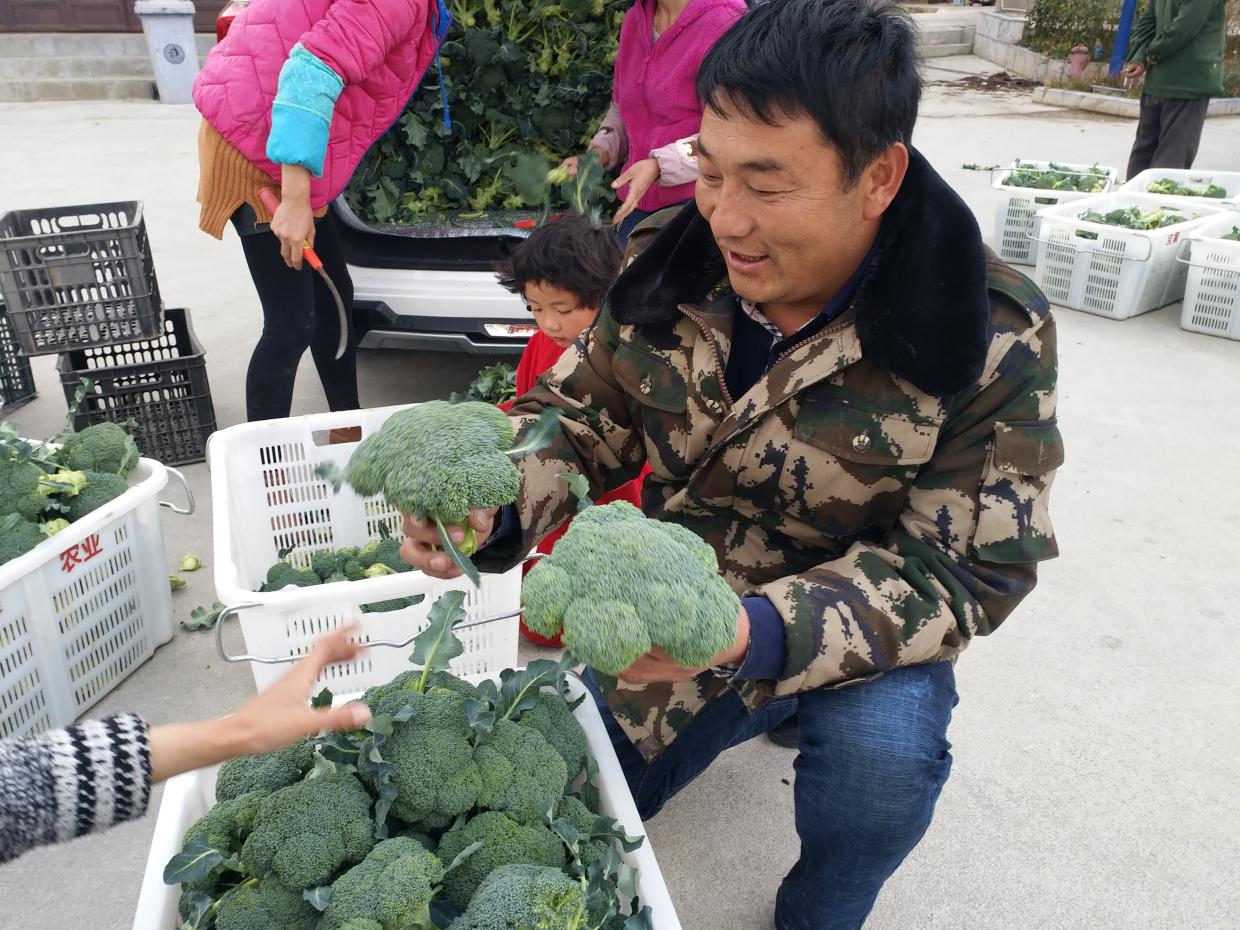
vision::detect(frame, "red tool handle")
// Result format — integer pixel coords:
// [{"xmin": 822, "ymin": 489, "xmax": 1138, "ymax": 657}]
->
[{"xmin": 257, "ymin": 187, "xmax": 323, "ymax": 271}]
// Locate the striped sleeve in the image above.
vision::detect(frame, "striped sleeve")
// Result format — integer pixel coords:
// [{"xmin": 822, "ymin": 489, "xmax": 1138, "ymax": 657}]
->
[{"xmin": 0, "ymin": 713, "xmax": 152, "ymax": 863}]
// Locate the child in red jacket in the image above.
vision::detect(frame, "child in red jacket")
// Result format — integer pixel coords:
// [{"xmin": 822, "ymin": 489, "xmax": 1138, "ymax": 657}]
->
[{"xmin": 496, "ymin": 216, "xmax": 650, "ymax": 646}]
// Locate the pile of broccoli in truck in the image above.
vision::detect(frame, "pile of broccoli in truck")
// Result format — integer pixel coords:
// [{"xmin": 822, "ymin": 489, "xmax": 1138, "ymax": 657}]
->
[
  {"xmin": 164, "ymin": 591, "xmax": 655, "ymax": 930},
  {"xmin": 0, "ymin": 420, "xmax": 140, "ymax": 567}
]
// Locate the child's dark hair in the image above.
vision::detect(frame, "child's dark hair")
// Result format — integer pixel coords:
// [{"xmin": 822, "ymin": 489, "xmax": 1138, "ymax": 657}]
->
[{"xmin": 496, "ymin": 215, "xmax": 622, "ymax": 309}]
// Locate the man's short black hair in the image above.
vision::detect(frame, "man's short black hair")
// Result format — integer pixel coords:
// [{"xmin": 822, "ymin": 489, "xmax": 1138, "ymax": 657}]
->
[
  {"xmin": 496, "ymin": 215, "xmax": 622, "ymax": 309},
  {"xmin": 696, "ymin": 0, "xmax": 922, "ymax": 185}
]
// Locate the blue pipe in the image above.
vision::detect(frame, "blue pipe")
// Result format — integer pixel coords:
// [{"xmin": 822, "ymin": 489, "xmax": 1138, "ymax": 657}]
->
[{"xmin": 1109, "ymin": 0, "xmax": 1139, "ymax": 76}]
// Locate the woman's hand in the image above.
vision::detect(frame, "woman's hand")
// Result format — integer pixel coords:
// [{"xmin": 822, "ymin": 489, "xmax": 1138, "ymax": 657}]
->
[
  {"xmin": 272, "ymin": 164, "xmax": 315, "ymax": 270},
  {"xmin": 148, "ymin": 624, "xmax": 371, "ymax": 783},
  {"xmin": 612, "ymin": 157, "xmax": 661, "ymax": 225}
]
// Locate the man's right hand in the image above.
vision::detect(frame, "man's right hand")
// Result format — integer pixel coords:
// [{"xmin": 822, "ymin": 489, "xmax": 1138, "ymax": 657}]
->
[
  {"xmin": 1122, "ymin": 62, "xmax": 1146, "ymax": 79},
  {"xmin": 400, "ymin": 508, "xmax": 499, "ymax": 578}
]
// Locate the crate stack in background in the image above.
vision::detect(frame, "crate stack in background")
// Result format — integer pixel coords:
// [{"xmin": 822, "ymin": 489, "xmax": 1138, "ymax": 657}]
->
[{"xmin": 0, "ymin": 201, "xmax": 217, "ymax": 462}]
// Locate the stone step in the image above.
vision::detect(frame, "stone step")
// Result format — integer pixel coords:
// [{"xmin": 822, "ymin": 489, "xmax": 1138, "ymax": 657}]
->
[
  {"xmin": 0, "ymin": 55, "xmax": 154, "ymax": 80},
  {"xmin": 922, "ymin": 41, "xmax": 978, "ymax": 58},
  {"xmin": 0, "ymin": 77, "xmax": 157, "ymax": 104},
  {"xmin": 0, "ymin": 32, "xmax": 214, "ymax": 59}
]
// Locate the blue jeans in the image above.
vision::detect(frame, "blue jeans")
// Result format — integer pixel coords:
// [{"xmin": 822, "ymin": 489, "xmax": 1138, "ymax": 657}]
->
[{"xmin": 583, "ymin": 662, "xmax": 958, "ymax": 930}]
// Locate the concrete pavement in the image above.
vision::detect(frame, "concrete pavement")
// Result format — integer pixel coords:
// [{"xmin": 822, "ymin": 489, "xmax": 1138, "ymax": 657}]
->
[{"xmin": 0, "ymin": 59, "xmax": 1238, "ymax": 930}]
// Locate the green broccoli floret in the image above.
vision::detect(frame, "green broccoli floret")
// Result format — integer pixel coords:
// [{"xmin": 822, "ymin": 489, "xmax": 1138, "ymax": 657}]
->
[
  {"xmin": 360, "ymin": 597, "xmax": 418, "ymax": 614},
  {"xmin": 215, "ymin": 739, "xmax": 314, "ymax": 802},
  {"xmin": 436, "ymin": 812, "xmax": 566, "ymax": 910},
  {"xmin": 38, "ymin": 468, "xmax": 88, "ymax": 497},
  {"xmin": 555, "ymin": 795, "xmax": 611, "ymax": 871},
  {"xmin": 473, "ymin": 719, "xmax": 567, "ymax": 825},
  {"xmin": 319, "ymin": 836, "xmax": 445, "ymax": 930},
  {"xmin": 215, "ymin": 874, "xmax": 319, "ymax": 930},
  {"xmin": 259, "ymin": 561, "xmax": 322, "ymax": 592},
  {"xmin": 448, "ymin": 864, "xmax": 585, "ymax": 930},
  {"xmin": 0, "ymin": 459, "xmax": 48, "ymax": 520},
  {"xmin": 182, "ymin": 790, "xmax": 266, "ymax": 854},
  {"xmin": 361, "ymin": 684, "xmax": 482, "ymax": 828},
  {"xmin": 363, "ymin": 563, "xmax": 397, "ymax": 578},
  {"xmin": 515, "ymin": 690, "xmax": 588, "ymax": 785},
  {"xmin": 240, "ymin": 774, "xmax": 376, "ymax": 889},
  {"xmin": 59, "ymin": 422, "xmax": 140, "ymax": 477},
  {"xmin": 343, "ymin": 559, "xmax": 366, "ymax": 582},
  {"xmin": 63, "ymin": 470, "xmax": 129, "ymax": 521},
  {"xmin": 344, "ymin": 401, "xmax": 520, "ymax": 555},
  {"xmin": 0, "ymin": 515, "xmax": 46, "ymax": 566},
  {"xmin": 310, "ymin": 549, "xmax": 338, "ymax": 581},
  {"xmin": 522, "ymin": 501, "xmax": 740, "ymax": 674},
  {"xmin": 359, "ymin": 536, "xmax": 408, "ymax": 573},
  {"xmin": 362, "ymin": 669, "xmax": 480, "ymax": 717}
]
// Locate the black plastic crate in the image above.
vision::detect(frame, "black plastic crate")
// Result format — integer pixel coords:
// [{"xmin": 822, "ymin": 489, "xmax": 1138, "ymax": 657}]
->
[
  {"xmin": 0, "ymin": 297, "xmax": 36, "ymax": 412},
  {"xmin": 0, "ymin": 201, "xmax": 163, "ymax": 356},
  {"xmin": 57, "ymin": 307, "xmax": 216, "ymax": 465}
]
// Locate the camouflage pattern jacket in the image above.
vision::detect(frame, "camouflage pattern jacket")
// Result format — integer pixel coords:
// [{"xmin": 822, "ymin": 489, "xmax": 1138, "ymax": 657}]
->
[{"xmin": 477, "ymin": 150, "xmax": 1062, "ymax": 759}]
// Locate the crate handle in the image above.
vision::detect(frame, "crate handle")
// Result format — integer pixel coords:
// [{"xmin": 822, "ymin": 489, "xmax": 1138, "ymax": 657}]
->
[
  {"xmin": 1174, "ymin": 235, "xmax": 1240, "ymax": 275},
  {"xmin": 1025, "ymin": 229, "xmax": 1156, "ymax": 263},
  {"xmin": 158, "ymin": 466, "xmax": 195, "ymax": 515},
  {"xmin": 214, "ymin": 601, "xmax": 526, "ymax": 667}
]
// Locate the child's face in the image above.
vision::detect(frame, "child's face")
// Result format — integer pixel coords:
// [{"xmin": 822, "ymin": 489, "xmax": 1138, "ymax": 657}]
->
[{"xmin": 524, "ymin": 280, "xmax": 599, "ymax": 350}]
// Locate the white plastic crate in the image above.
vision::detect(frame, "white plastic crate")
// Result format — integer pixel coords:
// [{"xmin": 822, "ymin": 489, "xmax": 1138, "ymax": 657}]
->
[
  {"xmin": 991, "ymin": 160, "xmax": 1118, "ymax": 266},
  {"xmin": 133, "ymin": 674, "xmax": 683, "ymax": 930},
  {"xmin": 0, "ymin": 457, "xmax": 182, "ymax": 740},
  {"xmin": 1121, "ymin": 168, "xmax": 1240, "ymax": 207},
  {"xmin": 1032, "ymin": 193, "xmax": 1231, "ymax": 319},
  {"xmin": 1178, "ymin": 211, "xmax": 1240, "ymax": 340},
  {"xmin": 208, "ymin": 405, "xmax": 522, "ymax": 692}
]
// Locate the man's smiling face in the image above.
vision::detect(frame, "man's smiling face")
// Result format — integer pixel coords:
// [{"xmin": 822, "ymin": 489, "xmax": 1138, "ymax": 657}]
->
[{"xmin": 695, "ymin": 98, "xmax": 903, "ymax": 321}]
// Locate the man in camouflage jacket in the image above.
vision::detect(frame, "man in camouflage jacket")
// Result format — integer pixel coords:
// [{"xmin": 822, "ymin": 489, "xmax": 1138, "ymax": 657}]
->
[{"xmin": 404, "ymin": 1, "xmax": 1061, "ymax": 926}]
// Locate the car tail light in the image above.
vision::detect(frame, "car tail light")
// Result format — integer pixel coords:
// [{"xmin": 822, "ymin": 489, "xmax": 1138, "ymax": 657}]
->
[{"xmin": 216, "ymin": 0, "xmax": 251, "ymax": 42}]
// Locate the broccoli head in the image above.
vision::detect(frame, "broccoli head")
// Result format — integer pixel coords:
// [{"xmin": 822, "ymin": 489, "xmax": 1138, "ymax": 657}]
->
[
  {"xmin": 63, "ymin": 470, "xmax": 129, "ymax": 521},
  {"xmin": 448, "ymin": 864, "xmax": 585, "ymax": 930},
  {"xmin": 215, "ymin": 874, "xmax": 319, "ymax": 930},
  {"xmin": 361, "ymin": 681, "xmax": 482, "ymax": 828},
  {"xmin": 436, "ymin": 812, "xmax": 566, "ymax": 910},
  {"xmin": 240, "ymin": 773, "xmax": 376, "ymax": 889},
  {"xmin": 310, "ymin": 549, "xmax": 338, "ymax": 581},
  {"xmin": 182, "ymin": 790, "xmax": 266, "ymax": 853},
  {"xmin": 344, "ymin": 401, "xmax": 520, "ymax": 554},
  {"xmin": 259, "ymin": 561, "xmax": 322, "ymax": 592},
  {"xmin": 363, "ymin": 669, "xmax": 479, "ymax": 718},
  {"xmin": 319, "ymin": 837, "xmax": 445, "ymax": 930},
  {"xmin": 359, "ymin": 536, "xmax": 408, "ymax": 573},
  {"xmin": 0, "ymin": 515, "xmax": 46, "ymax": 566},
  {"xmin": 473, "ymin": 718, "xmax": 567, "ymax": 825},
  {"xmin": 515, "ymin": 690, "xmax": 588, "ymax": 785},
  {"xmin": 0, "ymin": 459, "xmax": 48, "ymax": 521},
  {"xmin": 215, "ymin": 739, "xmax": 314, "ymax": 802},
  {"xmin": 59, "ymin": 422, "xmax": 140, "ymax": 477},
  {"xmin": 522, "ymin": 501, "xmax": 740, "ymax": 674}
]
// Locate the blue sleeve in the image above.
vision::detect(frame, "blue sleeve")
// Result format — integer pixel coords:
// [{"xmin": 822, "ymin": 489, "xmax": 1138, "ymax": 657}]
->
[
  {"xmin": 734, "ymin": 596, "xmax": 786, "ymax": 681},
  {"xmin": 266, "ymin": 43, "xmax": 344, "ymax": 178},
  {"xmin": 477, "ymin": 504, "xmax": 520, "ymax": 554}
]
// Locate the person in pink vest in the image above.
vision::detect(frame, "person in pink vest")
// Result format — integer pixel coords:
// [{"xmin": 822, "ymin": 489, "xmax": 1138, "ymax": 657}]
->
[
  {"xmin": 192, "ymin": 0, "xmax": 450, "ymax": 426},
  {"xmin": 564, "ymin": 0, "xmax": 747, "ymax": 244}
]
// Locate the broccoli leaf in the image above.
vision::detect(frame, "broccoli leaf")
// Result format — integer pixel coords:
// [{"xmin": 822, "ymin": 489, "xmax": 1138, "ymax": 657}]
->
[
  {"xmin": 558, "ymin": 471, "xmax": 593, "ymax": 510},
  {"xmin": 443, "ymin": 840, "xmax": 484, "ymax": 875},
  {"xmin": 462, "ymin": 697, "xmax": 497, "ymax": 740},
  {"xmin": 179, "ymin": 891, "xmax": 215, "ymax": 930},
  {"xmin": 625, "ymin": 906, "xmax": 655, "ymax": 930},
  {"xmin": 163, "ymin": 836, "xmax": 226, "ymax": 884},
  {"xmin": 169, "ymin": 575, "xmax": 186, "ymax": 591},
  {"xmin": 495, "ymin": 655, "xmax": 576, "ymax": 721},
  {"xmin": 505, "ymin": 408, "xmax": 562, "ymax": 459},
  {"xmin": 435, "ymin": 517, "xmax": 481, "ymax": 588},
  {"xmin": 314, "ymin": 461, "xmax": 346, "ymax": 493},
  {"xmin": 311, "ymin": 687, "xmax": 334, "ymax": 709},
  {"xmin": 428, "ymin": 898, "xmax": 462, "ymax": 929},
  {"xmin": 579, "ymin": 756, "xmax": 601, "ymax": 814},
  {"xmin": 411, "ymin": 589, "xmax": 469, "ymax": 687},
  {"xmin": 303, "ymin": 886, "xmax": 332, "ymax": 911},
  {"xmin": 180, "ymin": 602, "xmax": 227, "ymax": 632}
]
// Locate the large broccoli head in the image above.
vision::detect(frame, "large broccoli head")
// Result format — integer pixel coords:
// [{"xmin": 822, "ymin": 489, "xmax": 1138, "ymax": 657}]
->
[
  {"xmin": 344, "ymin": 401, "xmax": 519, "ymax": 552},
  {"xmin": 436, "ymin": 812, "xmax": 566, "ymax": 910},
  {"xmin": 0, "ymin": 515, "xmax": 46, "ymax": 566},
  {"xmin": 515, "ymin": 690, "xmax": 588, "ymax": 785},
  {"xmin": 240, "ymin": 773, "xmax": 376, "ymax": 889},
  {"xmin": 60, "ymin": 422, "xmax": 140, "ymax": 477},
  {"xmin": 0, "ymin": 460, "xmax": 47, "ymax": 521},
  {"xmin": 63, "ymin": 470, "xmax": 128, "ymax": 521},
  {"xmin": 319, "ymin": 836, "xmax": 445, "ymax": 930},
  {"xmin": 215, "ymin": 739, "xmax": 314, "ymax": 803},
  {"xmin": 215, "ymin": 874, "xmax": 320, "ymax": 930},
  {"xmin": 473, "ymin": 718, "xmax": 567, "ymax": 825},
  {"xmin": 447, "ymin": 864, "xmax": 585, "ymax": 930},
  {"xmin": 362, "ymin": 681, "xmax": 483, "ymax": 829},
  {"xmin": 522, "ymin": 501, "xmax": 741, "ymax": 674}
]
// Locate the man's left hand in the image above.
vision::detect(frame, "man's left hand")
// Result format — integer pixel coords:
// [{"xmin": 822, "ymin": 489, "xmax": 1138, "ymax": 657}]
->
[{"xmin": 617, "ymin": 605, "xmax": 750, "ymax": 684}]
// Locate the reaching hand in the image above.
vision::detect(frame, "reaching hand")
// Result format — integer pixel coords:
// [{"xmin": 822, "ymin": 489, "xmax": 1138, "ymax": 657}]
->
[{"xmin": 612, "ymin": 158, "xmax": 661, "ymax": 226}]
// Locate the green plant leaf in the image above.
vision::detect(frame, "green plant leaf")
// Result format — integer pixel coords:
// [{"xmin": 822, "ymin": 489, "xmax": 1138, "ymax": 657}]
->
[
  {"xmin": 495, "ymin": 655, "xmax": 575, "ymax": 721},
  {"xmin": 624, "ymin": 906, "xmax": 655, "ymax": 930},
  {"xmin": 179, "ymin": 891, "xmax": 215, "ymax": 930},
  {"xmin": 180, "ymin": 602, "xmax": 226, "ymax": 632},
  {"xmin": 443, "ymin": 840, "xmax": 484, "ymax": 875},
  {"xmin": 557, "ymin": 471, "xmax": 593, "ymax": 510},
  {"xmin": 434, "ymin": 518, "xmax": 481, "ymax": 588},
  {"xmin": 506, "ymin": 408, "xmax": 561, "ymax": 459},
  {"xmin": 163, "ymin": 837, "xmax": 225, "ymax": 885},
  {"xmin": 303, "ymin": 886, "xmax": 332, "ymax": 911},
  {"xmin": 311, "ymin": 687, "xmax": 334, "ymax": 709},
  {"xmin": 462, "ymin": 697, "xmax": 496, "ymax": 740},
  {"xmin": 410, "ymin": 589, "xmax": 469, "ymax": 684}
]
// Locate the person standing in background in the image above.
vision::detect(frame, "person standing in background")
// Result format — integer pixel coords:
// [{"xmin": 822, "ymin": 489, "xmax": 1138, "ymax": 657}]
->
[
  {"xmin": 1122, "ymin": 0, "xmax": 1228, "ymax": 178},
  {"xmin": 563, "ymin": 0, "xmax": 747, "ymax": 243}
]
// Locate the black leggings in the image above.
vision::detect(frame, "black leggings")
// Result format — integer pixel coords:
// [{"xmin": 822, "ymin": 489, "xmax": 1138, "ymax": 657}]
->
[{"xmin": 235, "ymin": 210, "xmax": 359, "ymax": 422}]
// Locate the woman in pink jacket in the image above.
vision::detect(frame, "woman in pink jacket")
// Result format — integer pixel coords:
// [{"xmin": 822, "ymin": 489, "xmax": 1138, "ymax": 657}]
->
[
  {"xmin": 566, "ymin": 0, "xmax": 746, "ymax": 244},
  {"xmin": 193, "ymin": 0, "xmax": 449, "ymax": 425}
]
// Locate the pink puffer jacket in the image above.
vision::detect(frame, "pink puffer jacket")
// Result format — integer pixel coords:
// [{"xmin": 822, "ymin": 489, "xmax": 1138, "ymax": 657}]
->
[{"xmin": 193, "ymin": 0, "xmax": 443, "ymax": 209}]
